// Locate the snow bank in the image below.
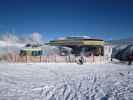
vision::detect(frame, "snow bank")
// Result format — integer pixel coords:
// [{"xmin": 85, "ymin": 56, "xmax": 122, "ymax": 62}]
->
[{"xmin": 0, "ymin": 63, "xmax": 132, "ymax": 100}]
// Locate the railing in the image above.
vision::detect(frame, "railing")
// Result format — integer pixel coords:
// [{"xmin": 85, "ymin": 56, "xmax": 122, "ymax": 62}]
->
[{"xmin": 4, "ymin": 53, "xmax": 111, "ymax": 64}]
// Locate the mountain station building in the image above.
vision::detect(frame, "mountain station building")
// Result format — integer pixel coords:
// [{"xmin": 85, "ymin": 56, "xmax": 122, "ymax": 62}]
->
[{"xmin": 47, "ymin": 36, "xmax": 111, "ymax": 57}]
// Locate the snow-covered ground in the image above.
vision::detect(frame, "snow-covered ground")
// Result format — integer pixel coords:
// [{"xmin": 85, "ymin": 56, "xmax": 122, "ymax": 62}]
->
[{"xmin": 0, "ymin": 63, "xmax": 133, "ymax": 100}]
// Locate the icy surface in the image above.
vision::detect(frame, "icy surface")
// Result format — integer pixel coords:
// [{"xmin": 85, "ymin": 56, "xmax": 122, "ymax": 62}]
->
[{"xmin": 0, "ymin": 63, "xmax": 133, "ymax": 100}]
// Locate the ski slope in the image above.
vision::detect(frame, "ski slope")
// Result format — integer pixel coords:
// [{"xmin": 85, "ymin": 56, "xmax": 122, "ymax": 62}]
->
[{"xmin": 0, "ymin": 63, "xmax": 132, "ymax": 100}]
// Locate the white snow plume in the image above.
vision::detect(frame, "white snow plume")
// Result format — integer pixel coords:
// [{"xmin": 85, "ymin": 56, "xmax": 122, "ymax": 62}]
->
[
  {"xmin": 0, "ymin": 33, "xmax": 25, "ymax": 48},
  {"xmin": 42, "ymin": 45, "xmax": 72, "ymax": 56},
  {"xmin": 0, "ymin": 40, "xmax": 25, "ymax": 57},
  {"xmin": 0, "ymin": 40, "xmax": 24, "ymax": 48},
  {"xmin": 42, "ymin": 45, "xmax": 60, "ymax": 55},
  {"xmin": 1, "ymin": 33, "xmax": 19, "ymax": 43},
  {"xmin": 57, "ymin": 37, "xmax": 66, "ymax": 40},
  {"xmin": 30, "ymin": 32, "xmax": 43, "ymax": 44},
  {"xmin": 0, "ymin": 33, "xmax": 25, "ymax": 56}
]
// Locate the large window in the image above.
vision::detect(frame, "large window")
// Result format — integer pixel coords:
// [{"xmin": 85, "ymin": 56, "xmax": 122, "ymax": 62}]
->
[{"xmin": 32, "ymin": 50, "xmax": 43, "ymax": 56}]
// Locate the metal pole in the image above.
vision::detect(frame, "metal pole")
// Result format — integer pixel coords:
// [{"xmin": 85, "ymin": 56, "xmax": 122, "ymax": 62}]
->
[
  {"xmin": 26, "ymin": 55, "xmax": 27, "ymax": 63},
  {"xmin": 40, "ymin": 56, "xmax": 41, "ymax": 62}
]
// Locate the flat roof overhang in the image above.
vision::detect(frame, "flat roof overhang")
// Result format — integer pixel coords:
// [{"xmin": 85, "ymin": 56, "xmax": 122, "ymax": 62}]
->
[
  {"xmin": 47, "ymin": 39, "xmax": 104, "ymax": 46},
  {"xmin": 21, "ymin": 47, "xmax": 42, "ymax": 51}
]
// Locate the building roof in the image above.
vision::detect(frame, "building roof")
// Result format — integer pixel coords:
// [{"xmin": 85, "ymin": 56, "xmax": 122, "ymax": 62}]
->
[
  {"xmin": 21, "ymin": 47, "xmax": 42, "ymax": 51},
  {"xmin": 47, "ymin": 36, "xmax": 104, "ymax": 46},
  {"xmin": 20, "ymin": 43, "xmax": 43, "ymax": 51}
]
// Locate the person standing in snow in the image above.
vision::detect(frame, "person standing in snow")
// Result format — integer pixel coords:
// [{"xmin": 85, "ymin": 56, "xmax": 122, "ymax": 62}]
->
[
  {"xmin": 128, "ymin": 52, "xmax": 133, "ymax": 65},
  {"xmin": 78, "ymin": 56, "xmax": 84, "ymax": 65}
]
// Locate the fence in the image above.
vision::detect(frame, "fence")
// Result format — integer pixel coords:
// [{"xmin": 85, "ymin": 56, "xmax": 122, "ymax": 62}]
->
[{"xmin": 4, "ymin": 53, "xmax": 111, "ymax": 64}]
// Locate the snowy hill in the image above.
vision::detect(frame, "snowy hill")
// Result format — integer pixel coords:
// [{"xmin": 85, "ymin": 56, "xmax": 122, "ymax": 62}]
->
[
  {"xmin": 108, "ymin": 37, "xmax": 133, "ymax": 61},
  {"xmin": 111, "ymin": 43, "xmax": 133, "ymax": 63},
  {"xmin": 109, "ymin": 37, "xmax": 133, "ymax": 45}
]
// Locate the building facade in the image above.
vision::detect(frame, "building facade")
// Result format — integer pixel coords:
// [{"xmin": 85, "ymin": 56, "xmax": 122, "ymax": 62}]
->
[{"xmin": 47, "ymin": 36, "xmax": 107, "ymax": 57}]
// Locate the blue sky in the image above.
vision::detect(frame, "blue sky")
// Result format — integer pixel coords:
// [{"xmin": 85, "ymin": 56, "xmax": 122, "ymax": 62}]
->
[{"xmin": 0, "ymin": 0, "xmax": 132, "ymax": 41}]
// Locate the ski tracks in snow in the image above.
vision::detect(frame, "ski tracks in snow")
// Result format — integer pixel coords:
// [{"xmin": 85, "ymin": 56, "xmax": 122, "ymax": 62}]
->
[
  {"xmin": 30, "ymin": 71, "xmax": 133, "ymax": 100},
  {"xmin": 0, "ymin": 63, "xmax": 133, "ymax": 100}
]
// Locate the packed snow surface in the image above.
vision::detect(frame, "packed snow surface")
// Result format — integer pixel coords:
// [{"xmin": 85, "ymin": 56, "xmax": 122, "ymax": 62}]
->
[{"xmin": 0, "ymin": 63, "xmax": 133, "ymax": 100}]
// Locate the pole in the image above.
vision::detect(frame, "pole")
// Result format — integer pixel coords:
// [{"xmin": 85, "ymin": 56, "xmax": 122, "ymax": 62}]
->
[
  {"xmin": 26, "ymin": 55, "xmax": 27, "ymax": 63},
  {"xmin": 40, "ymin": 56, "xmax": 41, "ymax": 62}
]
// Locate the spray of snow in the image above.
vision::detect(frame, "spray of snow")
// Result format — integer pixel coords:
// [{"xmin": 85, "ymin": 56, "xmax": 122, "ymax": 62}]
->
[
  {"xmin": 30, "ymin": 32, "xmax": 43, "ymax": 44},
  {"xmin": 1, "ymin": 33, "xmax": 19, "ymax": 43},
  {"xmin": 42, "ymin": 45, "xmax": 60, "ymax": 55},
  {"xmin": 57, "ymin": 37, "xmax": 66, "ymax": 40},
  {"xmin": 0, "ymin": 33, "xmax": 24, "ymax": 56}
]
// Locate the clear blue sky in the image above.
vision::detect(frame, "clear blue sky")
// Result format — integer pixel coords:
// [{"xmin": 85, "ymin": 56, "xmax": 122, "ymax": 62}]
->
[{"xmin": 0, "ymin": 0, "xmax": 132, "ymax": 41}]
